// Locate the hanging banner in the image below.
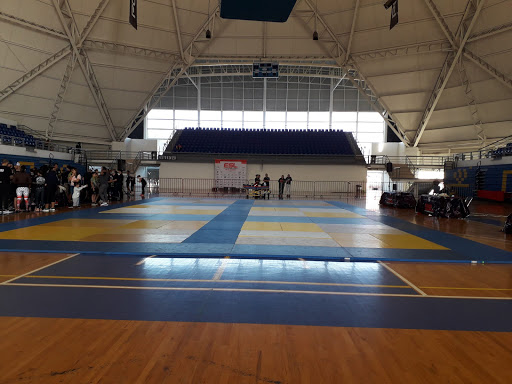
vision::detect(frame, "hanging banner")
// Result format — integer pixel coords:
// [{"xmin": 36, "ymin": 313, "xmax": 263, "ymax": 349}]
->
[
  {"xmin": 215, "ymin": 160, "xmax": 247, "ymax": 189},
  {"xmin": 129, "ymin": 0, "xmax": 137, "ymax": 30},
  {"xmin": 390, "ymin": 0, "xmax": 399, "ymax": 30}
]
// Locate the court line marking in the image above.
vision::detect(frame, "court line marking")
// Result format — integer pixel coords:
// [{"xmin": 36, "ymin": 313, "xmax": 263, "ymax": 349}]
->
[
  {"xmin": 0, "ymin": 253, "xmax": 80, "ymax": 285},
  {"xmin": 19, "ymin": 275, "xmax": 411, "ymax": 289},
  {"xmin": 420, "ymin": 286, "xmax": 512, "ymax": 292},
  {"xmin": 135, "ymin": 255, "xmax": 157, "ymax": 266},
  {"xmin": 378, "ymin": 261, "xmax": 427, "ymax": 296},
  {"xmin": 212, "ymin": 257, "xmax": 230, "ymax": 280},
  {"xmin": 6, "ymin": 282, "xmax": 512, "ymax": 300}
]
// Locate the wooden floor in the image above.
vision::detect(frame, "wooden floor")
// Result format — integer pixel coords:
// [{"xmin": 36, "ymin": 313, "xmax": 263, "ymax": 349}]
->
[
  {"xmin": 1, "ymin": 197, "xmax": 511, "ymax": 383},
  {"xmin": 1, "ymin": 317, "xmax": 511, "ymax": 384}
]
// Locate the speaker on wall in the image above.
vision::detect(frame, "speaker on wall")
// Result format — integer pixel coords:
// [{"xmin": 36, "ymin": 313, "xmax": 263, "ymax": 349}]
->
[
  {"xmin": 386, "ymin": 162, "xmax": 393, "ymax": 173},
  {"xmin": 117, "ymin": 159, "xmax": 126, "ymax": 171}
]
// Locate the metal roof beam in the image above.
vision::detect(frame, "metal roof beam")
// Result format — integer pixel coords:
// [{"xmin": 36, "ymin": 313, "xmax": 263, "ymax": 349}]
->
[
  {"xmin": 0, "ymin": 11, "xmax": 67, "ymax": 39},
  {"xmin": 47, "ymin": 0, "xmax": 111, "ymax": 139},
  {"xmin": 171, "ymin": 0, "xmax": 185, "ymax": 62},
  {"xmin": 0, "ymin": 46, "xmax": 71, "ymax": 103},
  {"xmin": 297, "ymin": 0, "xmax": 410, "ymax": 146},
  {"xmin": 468, "ymin": 20, "xmax": 512, "ymax": 42},
  {"xmin": 414, "ymin": 0, "xmax": 486, "ymax": 147},
  {"xmin": 119, "ymin": 5, "xmax": 224, "ymax": 141},
  {"xmin": 52, "ymin": 0, "xmax": 116, "ymax": 140},
  {"xmin": 345, "ymin": 0, "xmax": 360, "ymax": 64}
]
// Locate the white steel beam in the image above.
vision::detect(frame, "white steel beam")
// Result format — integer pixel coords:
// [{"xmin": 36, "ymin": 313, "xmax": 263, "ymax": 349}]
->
[
  {"xmin": 52, "ymin": 0, "xmax": 116, "ymax": 140},
  {"xmin": 119, "ymin": 5, "xmax": 223, "ymax": 141},
  {"xmin": 46, "ymin": 52, "xmax": 78, "ymax": 139},
  {"xmin": 468, "ymin": 20, "xmax": 512, "ymax": 42},
  {"xmin": 297, "ymin": 0, "xmax": 410, "ymax": 146},
  {"xmin": 171, "ymin": 0, "xmax": 185, "ymax": 62},
  {"xmin": 423, "ymin": 0, "xmax": 456, "ymax": 47},
  {"xmin": 47, "ymin": 0, "xmax": 111, "ymax": 139},
  {"xmin": 457, "ymin": 58, "xmax": 486, "ymax": 143},
  {"xmin": 301, "ymin": 0, "xmax": 347, "ymax": 62},
  {"xmin": 463, "ymin": 50, "xmax": 512, "ymax": 91},
  {"xmin": 353, "ymin": 40, "xmax": 452, "ymax": 61},
  {"xmin": 413, "ymin": 0, "xmax": 486, "ymax": 147},
  {"xmin": 83, "ymin": 39, "xmax": 180, "ymax": 61},
  {"xmin": 0, "ymin": 46, "xmax": 71, "ymax": 103},
  {"xmin": 345, "ymin": 0, "xmax": 360, "ymax": 64},
  {"xmin": 0, "ymin": 11, "xmax": 67, "ymax": 39}
]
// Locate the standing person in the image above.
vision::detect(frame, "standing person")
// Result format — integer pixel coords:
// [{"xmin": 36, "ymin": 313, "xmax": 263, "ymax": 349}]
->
[
  {"xmin": 254, "ymin": 174, "xmax": 261, "ymax": 185},
  {"xmin": 278, "ymin": 175, "xmax": 285, "ymax": 200},
  {"xmin": 13, "ymin": 165, "xmax": 31, "ymax": 212},
  {"xmin": 126, "ymin": 170, "xmax": 133, "ymax": 197},
  {"xmin": 90, "ymin": 170, "xmax": 99, "ymax": 205},
  {"xmin": 116, "ymin": 170, "xmax": 124, "ymax": 201},
  {"xmin": 285, "ymin": 174, "xmax": 293, "ymax": 199},
  {"xmin": 262, "ymin": 173, "xmax": 271, "ymax": 200},
  {"xmin": 34, "ymin": 170, "xmax": 46, "ymax": 212},
  {"xmin": 0, "ymin": 159, "xmax": 12, "ymax": 214},
  {"xmin": 98, "ymin": 167, "xmax": 110, "ymax": 206},
  {"xmin": 71, "ymin": 182, "xmax": 87, "ymax": 208},
  {"xmin": 44, "ymin": 163, "xmax": 59, "ymax": 212},
  {"xmin": 138, "ymin": 175, "xmax": 147, "ymax": 198},
  {"xmin": 130, "ymin": 172, "xmax": 136, "ymax": 196}
]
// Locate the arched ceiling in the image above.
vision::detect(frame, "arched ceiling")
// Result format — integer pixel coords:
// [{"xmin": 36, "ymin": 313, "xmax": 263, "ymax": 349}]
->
[{"xmin": 0, "ymin": 0, "xmax": 511, "ymax": 152}]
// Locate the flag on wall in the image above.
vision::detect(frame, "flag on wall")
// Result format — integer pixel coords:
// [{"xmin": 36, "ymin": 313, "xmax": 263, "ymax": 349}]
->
[
  {"xmin": 390, "ymin": 0, "xmax": 399, "ymax": 30},
  {"xmin": 129, "ymin": 0, "xmax": 137, "ymax": 30}
]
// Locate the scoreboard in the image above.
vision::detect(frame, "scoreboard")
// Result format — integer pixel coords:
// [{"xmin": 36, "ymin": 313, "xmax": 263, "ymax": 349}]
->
[{"xmin": 253, "ymin": 63, "xmax": 279, "ymax": 78}]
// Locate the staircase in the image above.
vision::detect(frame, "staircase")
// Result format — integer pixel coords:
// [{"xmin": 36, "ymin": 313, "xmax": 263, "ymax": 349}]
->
[
  {"xmin": 164, "ymin": 129, "xmax": 183, "ymax": 153},
  {"xmin": 389, "ymin": 163, "xmax": 416, "ymax": 179},
  {"xmin": 475, "ymin": 167, "xmax": 486, "ymax": 197}
]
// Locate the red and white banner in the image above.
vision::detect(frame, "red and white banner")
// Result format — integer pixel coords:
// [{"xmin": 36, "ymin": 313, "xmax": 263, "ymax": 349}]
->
[{"xmin": 215, "ymin": 159, "xmax": 247, "ymax": 188}]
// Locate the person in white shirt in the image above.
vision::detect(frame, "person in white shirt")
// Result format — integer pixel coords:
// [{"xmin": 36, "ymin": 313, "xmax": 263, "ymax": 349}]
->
[{"xmin": 72, "ymin": 182, "xmax": 87, "ymax": 208}]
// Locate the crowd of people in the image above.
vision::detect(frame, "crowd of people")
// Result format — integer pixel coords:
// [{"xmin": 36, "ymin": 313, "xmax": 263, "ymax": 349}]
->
[
  {"xmin": 0, "ymin": 159, "xmax": 147, "ymax": 215},
  {"xmin": 252, "ymin": 173, "xmax": 293, "ymax": 200}
]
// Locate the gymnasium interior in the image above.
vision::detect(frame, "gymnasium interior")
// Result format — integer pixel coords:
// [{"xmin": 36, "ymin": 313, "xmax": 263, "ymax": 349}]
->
[{"xmin": 1, "ymin": 0, "xmax": 512, "ymax": 382}]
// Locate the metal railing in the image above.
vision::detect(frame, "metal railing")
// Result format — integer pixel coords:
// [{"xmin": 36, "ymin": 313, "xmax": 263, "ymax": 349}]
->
[
  {"xmin": 157, "ymin": 178, "xmax": 367, "ymax": 199},
  {"xmin": 83, "ymin": 150, "xmax": 159, "ymax": 163},
  {"xmin": 1, "ymin": 133, "xmax": 71, "ymax": 154}
]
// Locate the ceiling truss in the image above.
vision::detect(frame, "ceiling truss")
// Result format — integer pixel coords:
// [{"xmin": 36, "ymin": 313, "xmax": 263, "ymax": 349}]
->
[
  {"xmin": 52, "ymin": 0, "xmax": 116, "ymax": 140},
  {"xmin": 413, "ymin": 0, "xmax": 486, "ymax": 147},
  {"xmin": 119, "ymin": 5, "xmax": 224, "ymax": 141}
]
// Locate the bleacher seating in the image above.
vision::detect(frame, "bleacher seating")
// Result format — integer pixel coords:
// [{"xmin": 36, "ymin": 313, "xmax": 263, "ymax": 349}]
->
[
  {"xmin": 0, "ymin": 123, "xmax": 37, "ymax": 147},
  {"xmin": 169, "ymin": 128, "xmax": 358, "ymax": 156},
  {"xmin": 487, "ymin": 143, "xmax": 512, "ymax": 159}
]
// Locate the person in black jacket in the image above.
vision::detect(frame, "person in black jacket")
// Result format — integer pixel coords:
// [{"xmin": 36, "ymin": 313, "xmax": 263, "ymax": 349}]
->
[
  {"xmin": 44, "ymin": 163, "xmax": 60, "ymax": 212},
  {"xmin": 285, "ymin": 174, "xmax": 293, "ymax": 199},
  {"xmin": 278, "ymin": 175, "xmax": 285, "ymax": 200},
  {"xmin": 138, "ymin": 175, "xmax": 147, "ymax": 197}
]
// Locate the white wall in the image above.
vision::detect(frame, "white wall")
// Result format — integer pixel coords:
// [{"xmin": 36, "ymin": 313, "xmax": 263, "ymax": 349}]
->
[
  {"xmin": 111, "ymin": 139, "xmax": 158, "ymax": 153},
  {"xmin": 160, "ymin": 162, "xmax": 367, "ymax": 182},
  {"xmin": 0, "ymin": 116, "xmax": 17, "ymax": 127},
  {"xmin": 371, "ymin": 142, "xmax": 421, "ymax": 158}
]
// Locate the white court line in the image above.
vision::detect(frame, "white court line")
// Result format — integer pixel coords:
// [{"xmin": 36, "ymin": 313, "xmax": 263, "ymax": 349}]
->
[
  {"xmin": 1, "ymin": 253, "xmax": 80, "ymax": 285},
  {"xmin": 378, "ymin": 261, "xmax": 427, "ymax": 296},
  {"xmin": 212, "ymin": 258, "xmax": 230, "ymax": 280},
  {"xmin": 5, "ymin": 282, "xmax": 512, "ymax": 300},
  {"xmin": 136, "ymin": 255, "xmax": 157, "ymax": 266}
]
